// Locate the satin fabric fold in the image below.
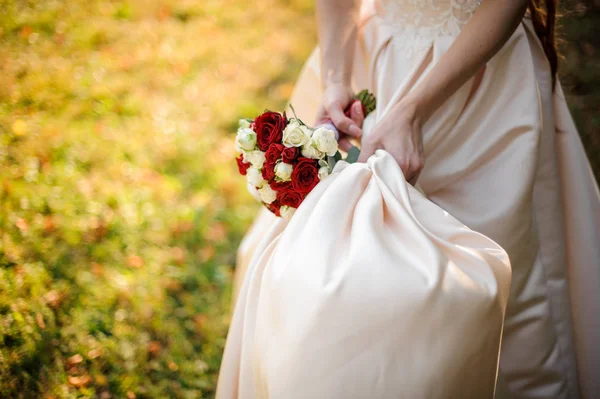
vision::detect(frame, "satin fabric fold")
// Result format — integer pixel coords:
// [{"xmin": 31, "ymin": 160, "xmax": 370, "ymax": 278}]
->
[{"xmin": 219, "ymin": 150, "xmax": 511, "ymax": 398}]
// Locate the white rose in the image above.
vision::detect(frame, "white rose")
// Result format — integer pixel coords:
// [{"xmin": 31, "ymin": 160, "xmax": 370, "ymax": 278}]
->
[
  {"xmin": 300, "ymin": 124, "xmax": 313, "ymax": 137},
  {"xmin": 258, "ymin": 184, "xmax": 277, "ymax": 204},
  {"xmin": 274, "ymin": 162, "xmax": 293, "ymax": 181},
  {"xmin": 280, "ymin": 205, "xmax": 296, "ymax": 219},
  {"xmin": 301, "ymin": 143, "xmax": 324, "ymax": 160},
  {"xmin": 246, "ymin": 183, "xmax": 262, "ymax": 202},
  {"xmin": 238, "ymin": 119, "xmax": 252, "ymax": 129},
  {"xmin": 236, "ymin": 127, "xmax": 257, "ymax": 152},
  {"xmin": 318, "ymin": 166, "xmax": 330, "ymax": 180},
  {"xmin": 243, "ymin": 150, "xmax": 266, "ymax": 169},
  {"xmin": 311, "ymin": 127, "xmax": 338, "ymax": 156},
  {"xmin": 282, "ymin": 119, "xmax": 310, "ymax": 148},
  {"xmin": 247, "ymin": 167, "xmax": 266, "ymax": 188}
]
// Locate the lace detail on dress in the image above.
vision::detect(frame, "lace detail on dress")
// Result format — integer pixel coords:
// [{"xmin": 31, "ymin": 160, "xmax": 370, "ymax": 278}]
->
[{"xmin": 373, "ymin": 0, "xmax": 483, "ymax": 56}]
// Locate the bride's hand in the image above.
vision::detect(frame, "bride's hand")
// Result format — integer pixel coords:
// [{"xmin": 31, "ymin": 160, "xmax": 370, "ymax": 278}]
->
[
  {"xmin": 315, "ymin": 84, "xmax": 364, "ymax": 151},
  {"xmin": 357, "ymin": 100, "xmax": 424, "ymax": 185}
]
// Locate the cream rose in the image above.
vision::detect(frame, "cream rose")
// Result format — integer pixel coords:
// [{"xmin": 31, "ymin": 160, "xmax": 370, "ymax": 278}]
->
[
  {"xmin": 247, "ymin": 167, "xmax": 266, "ymax": 188},
  {"xmin": 280, "ymin": 205, "xmax": 296, "ymax": 219},
  {"xmin": 246, "ymin": 182, "xmax": 262, "ymax": 201},
  {"xmin": 235, "ymin": 127, "xmax": 257, "ymax": 152},
  {"xmin": 243, "ymin": 150, "xmax": 266, "ymax": 169},
  {"xmin": 274, "ymin": 162, "xmax": 293, "ymax": 181},
  {"xmin": 301, "ymin": 143, "xmax": 324, "ymax": 160},
  {"xmin": 238, "ymin": 119, "xmax": 252, "ymax": 129},
  {"xmin": 282, "ymin": 119, "xmax": 310, "ymax": 148},
  {"xmin": 311, "ymin": 127, "xmax": 338, "ymax": 156},
  {"xmin": 258, "ymin": 184, "xmax": 277, "ymax": 204},
  {"xmin": 318, "ymin": 166, "xmax": 330, "ymax": 181}
]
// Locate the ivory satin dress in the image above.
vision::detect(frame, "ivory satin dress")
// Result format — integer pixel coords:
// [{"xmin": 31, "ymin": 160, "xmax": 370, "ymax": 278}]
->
[{"xmin": 219, "ymin": 1, "xmax": 600, "ymax": 398}]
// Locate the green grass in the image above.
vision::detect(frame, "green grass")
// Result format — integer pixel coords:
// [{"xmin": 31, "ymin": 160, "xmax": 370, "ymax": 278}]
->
[
  {"xmin": 0, "ymin": 0, "xmax": 597, "ymax": 398},
  {"xmin": 0, "ymin": 0, "xmax": 315, "ymax": 397}
]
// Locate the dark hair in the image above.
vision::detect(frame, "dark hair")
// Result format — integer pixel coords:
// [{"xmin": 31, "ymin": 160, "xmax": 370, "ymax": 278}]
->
[{"xmin": 528, "ymin": 0, "xmax": 558, "ymax": 88}]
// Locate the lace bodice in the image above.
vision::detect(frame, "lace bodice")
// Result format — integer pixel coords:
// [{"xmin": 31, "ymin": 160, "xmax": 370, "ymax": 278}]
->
[
  {"xmin": 369, "ymin": 0, "xmax": 482, "ymax": 57},
  {"xmin": 373, "ymin": 0, "xmax": 482, "ymax": 38}
]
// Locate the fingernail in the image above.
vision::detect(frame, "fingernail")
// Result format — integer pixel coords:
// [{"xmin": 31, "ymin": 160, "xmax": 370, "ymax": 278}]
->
[{"xmin": 349, "ymin": 124, "xmax": 361, "ymax": 136}]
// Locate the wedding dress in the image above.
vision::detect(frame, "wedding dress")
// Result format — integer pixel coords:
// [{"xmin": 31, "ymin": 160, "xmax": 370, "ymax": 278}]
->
[{"xmin": 220, "ymin": 0, "xmax": 600, "ymax": 398}]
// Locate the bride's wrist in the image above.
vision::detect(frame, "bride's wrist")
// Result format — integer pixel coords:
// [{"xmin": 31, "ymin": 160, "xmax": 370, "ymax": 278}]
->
[
  {"xmin": 322, "ymin": 78, "xmax": 350, "ymax": 92},
  {"xmin": 321, "ymin": 66, "xmax": 352, "ymax": 90},
  {"xmin": 396, "ymin": 95, "xmax": 425, "ymax": 127}
]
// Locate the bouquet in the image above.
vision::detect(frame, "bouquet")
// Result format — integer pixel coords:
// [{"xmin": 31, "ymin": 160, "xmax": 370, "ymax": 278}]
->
[{"xmin": 235, "ymin": 90, "xmax": 376, "ymax": 218}]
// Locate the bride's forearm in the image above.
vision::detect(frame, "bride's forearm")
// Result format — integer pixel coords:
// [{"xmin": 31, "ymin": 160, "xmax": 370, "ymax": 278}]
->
[
  {"xmin": 316, "ymin": 0, "xmax": 362, "ymax": 89},
  {"xmin": 402, "ymin": 0, "xmax": 529, "ymax": 125}
]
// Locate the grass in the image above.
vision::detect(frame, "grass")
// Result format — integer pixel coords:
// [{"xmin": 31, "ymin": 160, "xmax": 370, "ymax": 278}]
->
[
  {"xmin": 0, "ymin": 0, "xmax": 315, "ymax": 397},
  {"xmin": 0, "ymin": 0, "xmax": 597, "ymax": 398}
]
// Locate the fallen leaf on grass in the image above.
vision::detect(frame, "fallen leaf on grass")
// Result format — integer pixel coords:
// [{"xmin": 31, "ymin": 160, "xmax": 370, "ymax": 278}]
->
[
  {"xmin": 67, "ymin": 374, "xmax": 91, "ymax": 388},
  {"xmin": 36, "ymin": 313, "xmax": 46, "ymax": 329},
  {"xmin": 66, "ymin": 354, "xmax": 83, "ymax": 365},
  {"xmin": 126, "ymin": 255, "xmax": 144, "ymax": 268}
]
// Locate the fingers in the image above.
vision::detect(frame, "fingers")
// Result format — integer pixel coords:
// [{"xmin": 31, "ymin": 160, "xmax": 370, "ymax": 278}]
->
[
  {"xmin": 357, "ymin": 139, "xmax": 377, "ymax": 163},
  {"xmin": 327, "ymin": 101, "xmax": 362, "ymax": 138},
  {"xmin": 349, "ymin": 101, "xmax": 365, "ymax": 128},
  {"xmin": 398, "ymin": 155, "xmax": 425, "ymax": 186},
  {"xmin": 357, "ymin": 145, "xmax": 425, "ymax": 181},
  {"xmin": 338, "ymin": 136, "xmax": 353, "ymax": 152},
  {"xmin": 407, "ymin": 171, "xmax": 422, "ymax": 186}
]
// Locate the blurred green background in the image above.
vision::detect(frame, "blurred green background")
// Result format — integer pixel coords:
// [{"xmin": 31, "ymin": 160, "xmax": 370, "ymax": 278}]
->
[{"xmin": 0, "ymin": 0, "xmax": 597, "ymax": 398}]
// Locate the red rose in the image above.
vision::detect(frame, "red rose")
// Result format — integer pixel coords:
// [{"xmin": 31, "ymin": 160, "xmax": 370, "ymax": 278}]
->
[
  {"xmin": 265, "ymin": 143, "xmax": 284, "ymax": 164},
  {"xmin": 270, "ymin": 179, "xmax": 292, "ymax": 192},
  {"xmin": 344, "ymin": 99, "xmax": 366, "ymax": 118},
  {"xmin": 261, "ymin": 160, "xmax": 276, "ymax": 181},
  {"xmin": 281, "ymin": 147, "xmax": 299, "ymax": 163},
  {"xmin": 278, "ymin": 189, "xmax": 303, "ymax": 208},
  {"xmin": 266, "ymin": 200, "xmax": 281, "ymax": 217},
  {"xmin": 236, "ymin": 155, "xmax": 251, "ymax": 175},
  {"xmin": 291, "ymin": 157, "xmax": 319, "ymax": 193},
  {"xmin": 253, "ymin": 111, "xmax": 287, "ymax": 151}
]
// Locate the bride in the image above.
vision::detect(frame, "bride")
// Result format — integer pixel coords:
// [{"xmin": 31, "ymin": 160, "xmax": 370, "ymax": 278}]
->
[{"xmin": 219, "ymin": 0, "xmax": 600, "ymax": 398}]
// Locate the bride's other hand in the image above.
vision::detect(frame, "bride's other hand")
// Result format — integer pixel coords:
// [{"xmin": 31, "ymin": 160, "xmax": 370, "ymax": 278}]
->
[
  {"xmin": 356, "ymin": 0, "xmax": 529, "ymax": 185},
  {"xmin": 357, "ymin": 100, "xmax": 424, "ymax": 185},
  {"xmin": 315, "ymin": 84, "xmax": 364, "ymax": 151}
]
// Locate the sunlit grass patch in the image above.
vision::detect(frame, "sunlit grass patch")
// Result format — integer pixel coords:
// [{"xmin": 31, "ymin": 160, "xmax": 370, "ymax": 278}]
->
[{"xmin": 0, "ymin": 0, "xmax": 315, "ymax": 397}]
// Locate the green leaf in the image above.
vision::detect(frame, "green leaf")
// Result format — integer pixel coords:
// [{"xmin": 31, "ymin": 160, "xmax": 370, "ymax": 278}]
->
[
  {"xmin": 326, "ymin": 156, "xmax": 335, "ymax": 171},
  {"xmin": 354, "ymin": 90, "xmax": 377, "ymax": 115},
  {"xmin": 346, "ymin": 146, "xmax": 360, "ymax": 164},
  {"xmin": 333, "ymin": 151, "xmax": 342, "ymax": 163}
]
